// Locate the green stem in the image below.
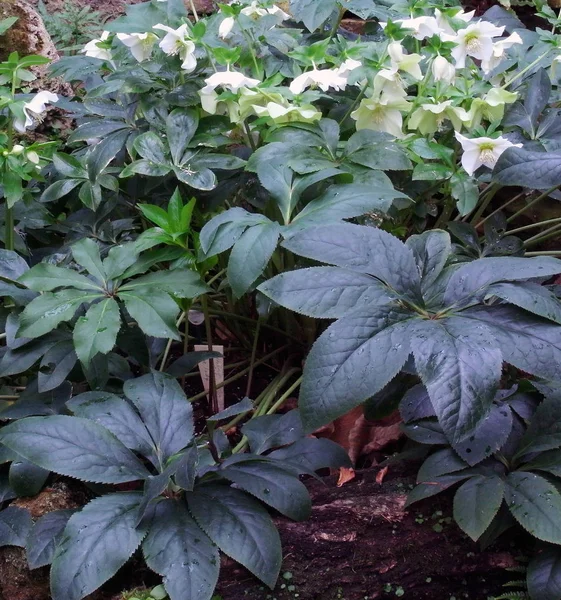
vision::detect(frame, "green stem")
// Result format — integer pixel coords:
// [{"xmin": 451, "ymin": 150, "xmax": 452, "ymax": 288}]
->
[
  {"xmin": 189, "ymin": 344, "xmax": 290, "ymax": 402},
  {"xmin": 525, "ymin": 250, "xmax": 561, "ymax": 256},
  {"xmin": 524, "ymin": 222, "xmax": 561, "ymax": 247},
  {"xmin": 502, "ymin": 49, "xmax": 553, "ymax": 89},
  {"xmin": 245, "ymin": 318, "xmax": 261, "ymax": 398},
  {"xmin": 159, "ymin": 311, "xmax": 186, "ymax": 372},
  {"xmin": 506, "ymin": 185, "xmax": 560, "ymax": 223},
  {"xmin": 266, "ymin": 376, "xmax": 302, "ymax": 415},
  {"xmin": 434, "ymin": 196, "xmax": 455, "ymax": 229},
  {"xmin": 469, "ymin": 184, "xmax": 500, "ymax": 226},
  {"xmin": 338, "ymin": 82, "xmax": 368, "ymax": 125},
  {"xmin": 255, "ymin": 368, "xmax": 299, "ymax": 417},
  {"xmin": 475, "ymin": 191, "xmax": 526, "ymax": 229},
  {"xmin": 508, "ymin": 216, "xmax": 561, "ymax": 236},
  {"xmin": 244, "ymin": 121, "xmax": 257, "ymax": 152}
]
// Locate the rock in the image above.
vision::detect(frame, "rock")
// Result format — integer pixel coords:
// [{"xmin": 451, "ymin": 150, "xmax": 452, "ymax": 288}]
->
[{"xmin": 0, "ymin": 0, "xmax": 72, "ymax": 95}]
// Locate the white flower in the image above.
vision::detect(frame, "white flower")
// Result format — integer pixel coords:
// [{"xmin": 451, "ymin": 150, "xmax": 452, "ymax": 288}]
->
[
  {"xmin": 446, "ymin": 21, "xmax": 505, "ymax": 69},
  {"xmin": 336, "ymin": 58, "xmax": 362, "ymax": 78},
  {"xmin": 455, "ymin": 132, "xmax": 521, "ymax": 175},
  {"xmin": 252, "ymin": 101, "xmax": 321, "ymax": 123},
  {"xmin": 466, "ymin": 87, "xmax": 518, "ymax": 128},
  {"xmin": 408, "ymin": 100, "xmax": 469, "ymax": 135},
  {"xmin": 199, "ymin": 69, "xmax": 260, "ymax": 116},
  {"xmin": 387, "ymin": 41, "xmax": 423, "ymax": 80},
  {"xmin": 289, "ymin": 68, "xmax": 348, "ymax": 94},
  {"xmin": 82, "ymin": 31, "xmax": 112, "ymax": 61},
  {"xmin": 394, "ymin": 16, "xmax": 441, "ymax": 40},
  {"xmin": 372, "ymin": 68, "xmax": 408, "ymax": 99},
  {"xmin": 241, "ymin": 2, "xmax": 289, "ymax": 22},
  {"xmin": 432, "ymin": 55, "xmax": 456, "ymax": 84},
  {"xmin": 481, "ymin": 32, "xmax": 523, "ymax": 73},
  {"xmin": 219, "ymin": 16, "xmax": 235, "ymax": 38},
  {"xmin": 153, "ymin": 23, "xmax": 197, "ymax": 72},
  {"xmin": 351, "ymin": 92, "xmax": 411, "ymax": 138},
  {"xmin": 14, "ymin": 91, "xmax": 58, "ymax": 133},
  {"xmin": 116, "ymin": 32, "xmax": 158, "ymax": 62},
  {"xmin": 434, "ymin": 8, "xmax": 474, "ymax": 34}
]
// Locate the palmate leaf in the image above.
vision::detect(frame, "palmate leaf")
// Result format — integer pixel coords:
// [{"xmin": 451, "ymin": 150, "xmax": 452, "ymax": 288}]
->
[
  {"xmin": 514, "ymin": 393, "xmax": 561, "ymax": 459},
  {"xmin": 187, "ymin": 484, "xmax": 282, "ymax": 589},
  {"xmin": 242, "ymin": 410, "xmax": 304, "ymax": 454},
  {"xmin": 453, "ymin": 475, "xmax": 505, "ymax": 541},
  {"xmin": 505, "ymin": 472, "xmax": 561, "ymax": 544},
  {"xmin": 17, "ymin": 289, "xmax": 104, "ymax": 338},
  {"xmin": 18, "ymin": 263, "xmax": 102, "ymax": 292},
  {"xmin": 444, "ymin": 256, "xmax": 561, "ymax": 306},
  {"xmin": 0, "ymin": 506, "xmax": 33, "ymax": 548},
  {"xmin": 26, "ymin": 509, "xmax": 76, "ymax": 569},
  {"xmin": 405, "ymin": 230, "xmax": 451, "ymax": 294},
  {"xmin": 464, "ymin": 306, "xmax": 561, "ymax": 381},
  {"xmin": 289, "ymin": 0, "xmax": 337, "ymax": 31},
  {"xmin": 0, "ymin": 416, "xmax": 150, "ymax": 484},
  {"xmin": 123, "ymin": 372, "xmax": 194, "ymax": 464},
  {"xmin": 67, "ymin": 392, "xmax": 157, "ymax": 464},
  {"xmin": 258, "ymin": 267, "xmax": 395, "ymax": 318},
  {"xmin": 227, "ymin": 222, "xmax": 281, "ymax": 298},
  {"xmin": 143, "ymin": 499, "xmax": 219, "ymax": 600},
  {"xmin": 51, "ymin": 493, "xmax": 146, "ymax": 600},
  {"xmin": 119, "ymin": 269, "xmax": 209, "ymax": 298},
  {"xmin": 486, "ymin": 282, "xmax": 561, "ymax": 325},
  {"xmin": 410, "ymin": 317, "xmax": 502, "ymax": 443},
  {"xmin": 220, "ymin": 459, "xmax": 311, "ymax": 521},
  {"xmin": 298, "ymin": 306, "xmax": 414, "ymax": 432},
  {"xmin": 73, "ymin": 298, "xmax": 121, "ymax": 365},
  {"xmin": 281, "ymin": 223, "xmax": 422, "ymax": 300}
]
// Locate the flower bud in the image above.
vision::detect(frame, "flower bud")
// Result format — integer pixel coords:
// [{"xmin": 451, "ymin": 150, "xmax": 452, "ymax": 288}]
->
[
  {"xmin": 432, "ymin": 55, "xmax": 455, "ymax": 84},
  {"xmin": 219, "ymin": 17, "xmax": 235, "ymax": 39}
]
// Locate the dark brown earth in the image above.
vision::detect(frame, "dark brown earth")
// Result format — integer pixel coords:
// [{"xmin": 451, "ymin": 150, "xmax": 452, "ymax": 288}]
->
[{"xmin": 0, "ymin": 468, "xmax": 518, "ymax": 600}]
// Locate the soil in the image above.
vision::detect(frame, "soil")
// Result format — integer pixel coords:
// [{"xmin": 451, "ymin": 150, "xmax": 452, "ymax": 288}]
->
[
  {"xmin": 216, "ymin": 467, "xmax": 518, "ymax": 600},
  {"xmin": 0, "ymin": 468, "xmax": 518, "ymax": 600}
]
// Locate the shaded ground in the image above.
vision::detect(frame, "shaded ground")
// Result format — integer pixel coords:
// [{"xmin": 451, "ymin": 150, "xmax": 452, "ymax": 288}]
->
[
  {"xmin": 0, "ymin": 468, "xmax": 517, "ymax": 600},
  {"xmin": 216, "ymin": 467, "xmax": 517, "ymax": 600}
]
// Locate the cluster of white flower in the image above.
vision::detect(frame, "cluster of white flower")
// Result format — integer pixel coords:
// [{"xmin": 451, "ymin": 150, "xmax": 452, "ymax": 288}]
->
[{"xmin": 77, "ymin": 1, "xmax": 529, "ymax": 176}]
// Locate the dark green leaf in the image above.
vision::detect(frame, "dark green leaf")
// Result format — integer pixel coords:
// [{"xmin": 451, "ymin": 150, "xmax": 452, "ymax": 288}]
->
[
  {"xmin": 228, "ymin": 222, "xmax": 280, "ymax": 298},
  {"xmin": 119, "ymin": 269, "xmax": 209, "ymax": 298},
  {"xmin": 38, "ymin": 341, "xmax": 77, "ymax": 392},
  {"xmin": 493, "ymin": 148, "xmax": 561, "ymax": 189},
  {"xmin": 258, "ymin": 267, "xmax": 394, "ymax": 318},
  {"xmin": 26, "ymin": 509, "xmax": 75, "ymax": 569},
  {"xmin": 453, "ymin": 475, "xmax": 505, "ymax": 541},
  {"xmin": 289, "ymin": 0, "xmax": 337, "ymax": 31},
  {"xmin": 18, "ymin": 289, "xmax": 103, "ymax": 338},
  {"xmin": 71, "ymin": 238, "xmax": 106, "ymax": 283},
  {"xmin": 166, "ymin": 351, "xmax": 223, "ymax": 378},
  {"xmin": 73, "ymin": 298, "xmax": 121, "ymax": 365},
  {"xmin": 505, "ymin": 472, "xmax": 561, "ymax": 544},
  {"xmin": 119, "ymin": 289, "xmax": 181, "ymax": 340},
  {"xmin": 268, "ymin": 438, "xmax": 351, "ymax": 471},
  {"xmin": 19, "ymin": 263, "xmax": 102, "ymax": 292},
  {"xmin": 487, "ymin": 282, "xmax": 561, "ymax": 324},
  {"xmin": 242, "ymin": 410, "xmax": 303, "ymax": 454},
  {"xmin": 187, "ymin": 484, "xmax": 282, "ymax": 588},
  {"xmin": 527, "ymin": 544, "xmax": 561, "ymax": 600},
  {"xmin": 0, "ymin": 506, "xmax": 33, "ymax": 548},
  {"xmin": 143, "ymin": 499, "xmax": 219, "ymax": 600},
  {"xmin": 282, "ymin": 223, "xmax": 421, "ymax": 299},
  {"xmin": 220, "ymin": 459, "xmax": 311, "ymax": 520},
  {"xmin": 0, "ymin": 416, "xmax": 150, "ymax": 484},
  {"xmin": 299, "ymin": 306, "xmax": 414, "ymax": 432},
  {"xmin": 124, "ymin": 372, "xmax": 194, "ymax": 463},
  {"xmin": 405, "ymin": 230, "xmax": 452, "ymax": 295},
  {"xmin": 51, "ymin": 493, "xmax": 145, "ymax": 600},
  {"xmin": 167, "ymin": 109, "xmax": 198, "ymax": 165},
  {"xmin": 410, "ymin": 317, "xmax": 502, "ymax": 443},
  {"xmin": 9, "ymin": 459, "xmax": 49, "ymax": 496}
]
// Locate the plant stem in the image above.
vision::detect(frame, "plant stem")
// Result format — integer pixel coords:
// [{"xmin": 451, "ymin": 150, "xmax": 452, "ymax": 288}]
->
[
  {"xmin": 245, "ymin": 318, "xmax": 261, "ymax": 398},
  {"xmin": 338, "ymin": 82, "xmax": 368, "ymax": 125},
  {"xmin": 502, "ymin": 49, "xmax": 553, "ymax": 89},
  {"xmin": 506, "ymin": 185, "xmax": 560, "ymax": 223},
  {"xmin": 189, "ymin": 344, "xmax": 290, "ymax": 402},
  {"xmin": 469, "ymin": 184, "xmax": 500, "ymax": 226},
  {"xmin": 159, "ymin": 311, "xmax": 186, "ymax": 372},
  {"xmin": 4, "ymin": 206, "xmax": 14, "ymax": 251},
  {"xmin": 525, "ymin": 250, "xmax": 561, "ymax": 256},
  {"xmin": 508, "ymin": 216, "xmax": 561, "ymax": 236},
  {"xmin": 434, "ymin": 197, "xmax": 455, "ymax": 229},
  {"xmin": 244, "ymin": 121, "xmax": 257, "ymax": 152},
  {"xmin": 524, "ymin": 222, "xmax": 561, "ymax": 247},
  {"xmin": 266, "ymin": 376, "xmax": 302, "ymax": 415},
  {"xmin": 475, "ymin": 191, "xmax": 526, "ymax": 229},
  {"xmin": 256, "ymin": 368, "xmax": 300, "ymax": 416}
]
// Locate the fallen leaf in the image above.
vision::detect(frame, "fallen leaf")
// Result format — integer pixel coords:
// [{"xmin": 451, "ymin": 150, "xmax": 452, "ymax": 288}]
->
[
  {"xmin": 337, "ymin": 467, "xmax": 356, "ymax": 487},
  {"xmin": 376, "ymin": 466, "xmax": 389, "ymax": 485}
]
